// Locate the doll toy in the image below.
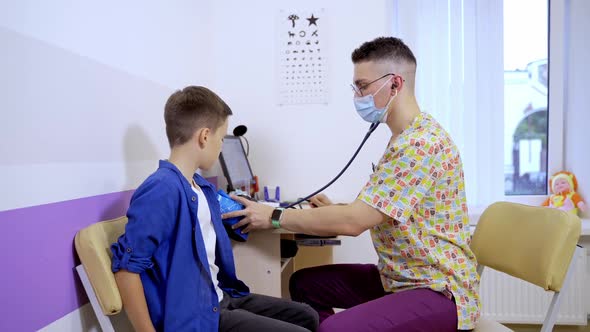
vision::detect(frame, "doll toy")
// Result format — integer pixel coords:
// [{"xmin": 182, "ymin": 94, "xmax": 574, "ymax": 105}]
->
[{"xmin": 542, "ymin": 171, "xmax": 586, "ymax": 215}]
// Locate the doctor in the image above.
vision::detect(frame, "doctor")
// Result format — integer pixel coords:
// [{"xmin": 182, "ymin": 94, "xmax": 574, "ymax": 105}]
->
[{"xmin": 223, "ymin": 36, "xmax": 480, "ymax": 331}]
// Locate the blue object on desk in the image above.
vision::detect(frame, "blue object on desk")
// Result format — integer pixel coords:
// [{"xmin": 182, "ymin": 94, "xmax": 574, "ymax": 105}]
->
[
  {"xmin": 264, "ymin": 186, "xmax": 270, "ymax": 202},
  {"xmin": 217, "ymin": 190, "xmax": 249, "ymax": 242},
  {"xmin": 264, "ymin": 186, "xmax": 281, "ymax": 202}
]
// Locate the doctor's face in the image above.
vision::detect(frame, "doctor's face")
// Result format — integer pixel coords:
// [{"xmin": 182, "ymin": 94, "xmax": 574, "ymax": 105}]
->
[{"xmin": 353, "ymin": 61, "xmax": 395, "ymax": 108}]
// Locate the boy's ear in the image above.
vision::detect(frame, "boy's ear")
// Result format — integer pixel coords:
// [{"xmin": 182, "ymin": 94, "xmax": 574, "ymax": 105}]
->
[{"xmin": 196, "ymin": 128, "xmax": 211, "ymax": 148}]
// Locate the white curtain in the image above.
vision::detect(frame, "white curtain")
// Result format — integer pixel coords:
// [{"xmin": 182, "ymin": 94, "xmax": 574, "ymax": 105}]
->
[{"xmin": 392, "ymin": 0, "xmax": 505, "ymax": 209}]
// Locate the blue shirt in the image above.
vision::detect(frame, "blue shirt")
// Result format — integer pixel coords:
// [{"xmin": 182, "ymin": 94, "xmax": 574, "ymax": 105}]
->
[{"xmin": 111, "ymin": 160, "xmax": 249, "ymax": 331}]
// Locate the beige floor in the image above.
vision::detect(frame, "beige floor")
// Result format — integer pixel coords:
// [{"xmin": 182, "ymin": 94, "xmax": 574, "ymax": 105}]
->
[{"xmin": 505, "ymin": 323, "xmax": 590, "ymax": 332}]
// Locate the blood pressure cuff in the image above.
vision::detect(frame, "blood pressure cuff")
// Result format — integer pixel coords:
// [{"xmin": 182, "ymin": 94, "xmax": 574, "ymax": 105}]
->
[{"xmin": 217, "ymin": 190, "xmax": 249, "ymax": 242}]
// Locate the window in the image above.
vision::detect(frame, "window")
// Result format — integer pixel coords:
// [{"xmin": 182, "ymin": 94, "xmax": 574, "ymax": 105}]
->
[
  {"xmin": 392, "ymin": 0, "xmax": 566, "ymax": 208},
  {"xmin": 503, "ymin": 0, "xmax": 549, "ymax": 195}
]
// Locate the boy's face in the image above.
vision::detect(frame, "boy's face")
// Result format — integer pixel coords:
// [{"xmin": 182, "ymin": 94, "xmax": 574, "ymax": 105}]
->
[{"xmin": 201, "ymin": 118, "xmax": 229, "ymax": 170}]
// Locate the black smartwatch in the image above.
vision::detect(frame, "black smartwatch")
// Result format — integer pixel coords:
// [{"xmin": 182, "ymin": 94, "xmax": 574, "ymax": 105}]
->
[{"xmin": 271, "ymin": 208, "xmax": 285, "ymax": 229}]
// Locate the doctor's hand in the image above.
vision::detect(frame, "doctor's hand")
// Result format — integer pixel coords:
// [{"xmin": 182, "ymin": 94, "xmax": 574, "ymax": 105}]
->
[
  {"xmin": 309, "ymin": 193, "xmax": 333, "ymax": 208},
  {"xmin": 222, "ymin": 195, "xmax": 275, "ymax": 234}
]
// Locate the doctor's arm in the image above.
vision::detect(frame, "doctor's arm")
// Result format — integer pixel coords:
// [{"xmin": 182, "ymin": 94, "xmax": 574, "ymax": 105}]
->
[{"xmin": 224, "ymin": 196, "xmax": 389, "ymax": 236}]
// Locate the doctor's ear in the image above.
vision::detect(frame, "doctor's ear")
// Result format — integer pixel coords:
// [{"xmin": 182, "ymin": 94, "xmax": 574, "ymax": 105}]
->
[{"xmin": 390, "ymin": 74, "xmax": 406, "ymax": 92}]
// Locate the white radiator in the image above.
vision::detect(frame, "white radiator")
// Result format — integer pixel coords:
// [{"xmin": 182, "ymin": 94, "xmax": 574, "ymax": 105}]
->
[{"xmin": 479, "ymin": 248, "xmax": 587, "ymax": 325}]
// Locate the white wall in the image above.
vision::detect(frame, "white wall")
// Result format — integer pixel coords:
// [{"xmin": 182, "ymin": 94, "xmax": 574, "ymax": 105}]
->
[
  {"xmin": 564, "ymin": 0, "xmax": 590, "ymax": 219},
  {"xmin": 0, "ymin": 0, "xmax": 214, "ymax": 210},
  {"xmin": 0, "ymin": 0, "xmax": 214, "ymax": 89}
]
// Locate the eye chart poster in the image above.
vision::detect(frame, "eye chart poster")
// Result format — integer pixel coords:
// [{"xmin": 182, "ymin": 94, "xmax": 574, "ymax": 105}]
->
[{"xmin": 277, "ymin": 9, "xmax": 328, "ymax": 106}]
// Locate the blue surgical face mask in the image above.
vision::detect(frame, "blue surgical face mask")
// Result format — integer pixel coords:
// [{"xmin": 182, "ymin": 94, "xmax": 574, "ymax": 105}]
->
[{"xmin": 353, "ymin": 79, "xmax": 397, "ymax": 123}]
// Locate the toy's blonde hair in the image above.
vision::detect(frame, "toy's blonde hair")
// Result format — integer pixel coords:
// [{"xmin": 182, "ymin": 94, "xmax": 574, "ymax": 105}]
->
[{"xmin": 549, "ymin": 171, "xmax": 578, "ymax": 193}]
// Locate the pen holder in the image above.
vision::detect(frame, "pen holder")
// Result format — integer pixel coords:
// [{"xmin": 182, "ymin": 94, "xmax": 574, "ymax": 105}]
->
[{"xmin": 264, "ymin": 185, "xmax": 281, "ymax": 202}]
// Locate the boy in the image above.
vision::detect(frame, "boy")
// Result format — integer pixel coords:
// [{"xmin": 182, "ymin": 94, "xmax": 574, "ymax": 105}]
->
[{"xmin": 111, "ymin": 86, "xmax": 318, "ymax": 332}]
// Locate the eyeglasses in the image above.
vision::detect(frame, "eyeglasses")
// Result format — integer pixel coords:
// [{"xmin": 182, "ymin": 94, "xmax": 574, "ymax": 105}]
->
[{"xmin": 351, "ymin": 73, "xmax": 396, "ymax": 97}]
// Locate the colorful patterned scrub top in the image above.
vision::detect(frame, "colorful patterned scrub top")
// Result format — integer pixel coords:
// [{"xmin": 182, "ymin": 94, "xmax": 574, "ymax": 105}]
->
[{"xmin": 357, "ymin": 112, "xmax": 480, "ymax": 330}]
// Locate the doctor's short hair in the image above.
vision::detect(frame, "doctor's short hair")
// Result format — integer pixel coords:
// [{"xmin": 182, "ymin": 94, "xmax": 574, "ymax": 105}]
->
[
  {"xmin": 351, "ymin": 37, "xmax": 417, "ymax": 67},
  {"xmin": 164, "ymin": 86, "xmax": 232, "ymax": 148}
]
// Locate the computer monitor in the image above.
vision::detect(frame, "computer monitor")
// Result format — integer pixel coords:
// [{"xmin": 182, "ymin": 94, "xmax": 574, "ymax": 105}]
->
[{"xmin": 219, "ymin": 135, "xmax": 255, "ymax": 192}]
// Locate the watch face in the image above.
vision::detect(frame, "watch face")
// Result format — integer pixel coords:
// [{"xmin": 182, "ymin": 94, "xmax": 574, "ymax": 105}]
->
[{"xmin": 272, "ymin": 208, "xmax": 283, "ymax": 221}]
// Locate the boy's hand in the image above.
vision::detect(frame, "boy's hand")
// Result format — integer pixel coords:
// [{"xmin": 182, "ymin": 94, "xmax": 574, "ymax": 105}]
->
[
  {"xmin": 223, "ymin": 195, "xmax": 275, "ymax": 233},
  {"xmin": 309, "ymin": 193, "xmax": 333, "ymax": 208}
]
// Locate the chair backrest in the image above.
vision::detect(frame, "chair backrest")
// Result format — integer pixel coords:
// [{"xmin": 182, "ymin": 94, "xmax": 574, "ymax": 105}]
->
[
  {"xmin": 471, "ymin": 202, "xmax": 581, "ymax": 292},
  {"xmin": 75, "ymin": 216, "xmax": 128, "ymax": 315}
]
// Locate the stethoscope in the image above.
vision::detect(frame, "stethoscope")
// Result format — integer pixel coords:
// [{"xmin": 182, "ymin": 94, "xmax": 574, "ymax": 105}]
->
[{"xmin": 285, "ymin": 122, "xmax": 380, "ymax": 209}]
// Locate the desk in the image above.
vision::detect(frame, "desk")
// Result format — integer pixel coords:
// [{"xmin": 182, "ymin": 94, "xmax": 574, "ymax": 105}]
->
[{"xmin": 232, "ymin": 229, "xmax": 337, "ymax": 298}]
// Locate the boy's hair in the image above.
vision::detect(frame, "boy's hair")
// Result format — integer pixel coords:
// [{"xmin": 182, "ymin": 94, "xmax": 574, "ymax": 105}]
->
[
  {"xmin": 351, "ymin": 37, "xmax": 416, "ymax": 67},
  {"xmin": 164, "ymin": 86, "xmax": 232, "ymax": 148}
]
